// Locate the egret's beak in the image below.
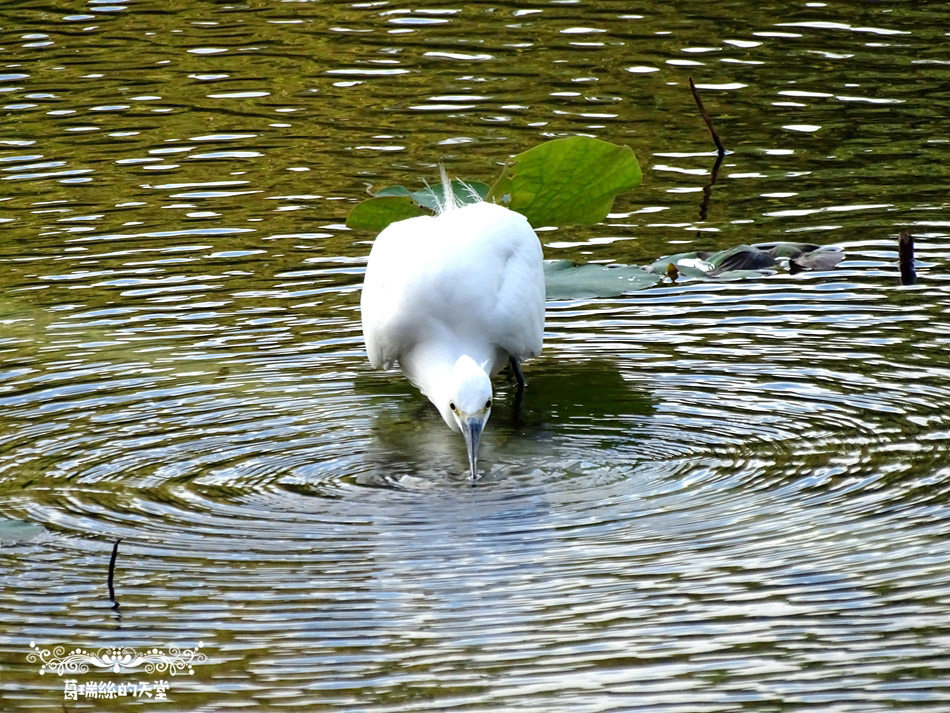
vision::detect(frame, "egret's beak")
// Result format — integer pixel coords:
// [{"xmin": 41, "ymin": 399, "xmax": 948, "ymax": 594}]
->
[{"xmin": 460, "ymin": 416, "xmax": 484, "ymax": 481}]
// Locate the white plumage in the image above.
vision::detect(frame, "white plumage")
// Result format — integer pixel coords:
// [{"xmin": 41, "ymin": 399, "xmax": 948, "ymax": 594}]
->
[{"xmin": 361, "ymin": 197, "xmax": 545, "ymax": 480}]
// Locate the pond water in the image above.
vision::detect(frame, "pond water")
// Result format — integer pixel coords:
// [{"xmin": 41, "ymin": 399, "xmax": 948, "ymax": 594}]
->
[{"xmin": 2, "ymin": 0, "xmax": 950, "ymax": 710}]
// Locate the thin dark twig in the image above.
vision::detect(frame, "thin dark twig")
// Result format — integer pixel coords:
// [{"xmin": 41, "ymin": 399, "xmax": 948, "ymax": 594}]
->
[
  {"xmin": 689, "ymin": 77, "xmax": 726, "ymax": 157},
  {"xmin": 699, "ymin": 153, "xmax": 724, "ymax": 222},
  {"xmin": 899, "ymin": 231, "xmax": 916, "ymax": 285},
  {"xmin": 108, "ymin": 538, "xmax": 121, "ymax": 602}
]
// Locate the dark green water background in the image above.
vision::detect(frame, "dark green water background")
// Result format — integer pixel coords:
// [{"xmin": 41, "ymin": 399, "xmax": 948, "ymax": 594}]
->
[{"xmin": 2, "ymin": 1, "xmax": 949, "ymax": 711}]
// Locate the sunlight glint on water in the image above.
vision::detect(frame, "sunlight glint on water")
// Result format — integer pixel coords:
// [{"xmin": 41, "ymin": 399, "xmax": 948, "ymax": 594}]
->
[{"xmin": 2, "ymin": 1, "xmax": 950, "ymax": 710}]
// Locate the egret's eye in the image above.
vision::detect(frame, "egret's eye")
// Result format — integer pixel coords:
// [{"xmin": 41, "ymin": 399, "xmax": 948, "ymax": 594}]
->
[
  {"xmin": 485, "ymin": 399, "xmax": 492, "ymax": 409},
  {"xmin": 450, "ymin": 401, "xmax": 456, "ymax": 412}
]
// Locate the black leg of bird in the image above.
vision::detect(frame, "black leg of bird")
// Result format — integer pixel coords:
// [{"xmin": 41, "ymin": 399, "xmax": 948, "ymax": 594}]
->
[
  {"xmin": 509, "ymin": 357, "xmax": 526, "ymax": 392},
  {"xmin": 509, "ymin": 357, "xmax": 526, "ymax": 425}
]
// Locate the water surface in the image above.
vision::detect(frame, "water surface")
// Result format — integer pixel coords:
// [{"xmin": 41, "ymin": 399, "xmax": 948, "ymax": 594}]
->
[{"xmin": 2, "ymin": 1, "xmax": 950, "ymax": 710}]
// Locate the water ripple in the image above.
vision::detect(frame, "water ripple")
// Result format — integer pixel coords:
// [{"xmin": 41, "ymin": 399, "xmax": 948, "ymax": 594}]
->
[{"xmin": 2, "ymin": 1, "xmax": 950, "ymax": 711}]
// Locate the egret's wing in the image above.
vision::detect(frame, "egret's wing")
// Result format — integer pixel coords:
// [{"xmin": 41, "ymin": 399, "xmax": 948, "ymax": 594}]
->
[
  {"xmin": 360, "ymin": 214, "xmax": 436, "ymax": 369},
  {"xmin": 469, "ymin": 203, "xmax": 545, "ymax": 361},
  {"xmin": 360, "ymin": 202, "xmax": 545, "ymax": 370}
]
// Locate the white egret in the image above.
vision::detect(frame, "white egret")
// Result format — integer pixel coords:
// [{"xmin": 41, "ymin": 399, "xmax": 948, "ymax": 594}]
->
[{"xmin": 360, "ymin": 179, "xmax": 545, "ymax": 481}]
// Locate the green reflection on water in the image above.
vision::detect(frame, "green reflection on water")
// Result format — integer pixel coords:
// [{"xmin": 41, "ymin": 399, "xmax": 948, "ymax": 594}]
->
[{"xmin": 2, "ymin": 0, "xmax": 950, "ymax": 711}]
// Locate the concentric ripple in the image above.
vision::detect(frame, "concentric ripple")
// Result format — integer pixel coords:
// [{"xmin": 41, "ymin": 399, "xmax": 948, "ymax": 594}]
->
[
  {"xmin": 4, "ymin": 0, "xmax": 950, "ymax": 710},
  {"xmin": 5, "ymin": 235, "xmax": 950, "ymax": 710},
  {"xmin": 4, "ymin": 243, "xmax": 950, "ymax": 711}
]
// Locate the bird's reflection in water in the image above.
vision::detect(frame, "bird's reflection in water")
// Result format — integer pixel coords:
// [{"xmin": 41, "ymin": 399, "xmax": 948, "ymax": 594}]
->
[
  {"xmin": 336, "ymin": 361, "xmax": 657, "ymax": 669},
  {"xmin": 353, "ymin": 357, "xmax": 656, "ymax": 490}
]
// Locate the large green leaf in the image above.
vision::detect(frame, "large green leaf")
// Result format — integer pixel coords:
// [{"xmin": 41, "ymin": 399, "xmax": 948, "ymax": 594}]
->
[
  {"xmin": 488, "ymin": 137, "xmax": 642, "ymax": 228},
  {"xmin": 346, "ymin": 196, "xmax": 428, "ymax": 231},
  {"xmin": 346, "ymin": 180, "xmax": 491, "ymax": 232},
  {"xmin": 345, "ymin": 138, "xmax": 641, "ymax": 232},
  {"xmin": 545, "ymin": 260, "xmax": 660, "ymax": 299}
]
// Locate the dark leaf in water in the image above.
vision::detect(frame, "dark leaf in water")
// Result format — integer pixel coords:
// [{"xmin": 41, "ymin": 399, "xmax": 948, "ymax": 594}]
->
[
  {"xmin": 647, "ymin": 242, "xmax": 844, "ymax": 282},
  {"xmin": 789, "ymin": 248, "xmax": 845, "ymax": 273},
  {"xmin": 707, "ymin": 245, "xmax": 777, "ymax": 273},
  {"xmin": 647, "ymin": 248, "xmax": 775, "ymax": 280},
  {"xmin": 545, "ymin": 260, "xmax": 660, "ymax": 299},
  {"xmin": 755, "ymin": 242, "xmax": 822, "ymax": 258}
]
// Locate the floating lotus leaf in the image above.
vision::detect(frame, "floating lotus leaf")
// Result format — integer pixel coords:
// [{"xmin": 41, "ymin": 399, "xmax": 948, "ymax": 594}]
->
[
  {"xmin": 0, "ymin": 519, "xmax": 45, "ymax": 545},
  {"xmin": 347, "ymin": 138, "xmax": 641, "ymax": 232},
  {"xmin": 545, "ymin": 260, "xmax": 660, "ymax": 299}
]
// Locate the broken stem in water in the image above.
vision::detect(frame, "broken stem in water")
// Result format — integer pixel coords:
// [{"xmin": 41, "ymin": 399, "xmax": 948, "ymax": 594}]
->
[
  {"xmin": 691, "ymin": 78, "xmax": 726, "ymax": 225},
  {"xmin": 899, "ymin": 231, "xmax": 916, "ymax": 285},
  {"xmin": 689, "ymin": 77, "xmax": 726, "ymax": 157},
  {"xmin": 699, "ymin": 153, "xmax": 724, "ymax": 222},
  {"xmin": 108, "ymin": 538, "xmax": 121, "ymax": 603}
]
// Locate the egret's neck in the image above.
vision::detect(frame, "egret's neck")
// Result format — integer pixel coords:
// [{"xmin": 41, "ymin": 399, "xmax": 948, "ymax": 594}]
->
[{"xmin": 399, "ymin": 342, "xmax": 492, "ymax": 429}]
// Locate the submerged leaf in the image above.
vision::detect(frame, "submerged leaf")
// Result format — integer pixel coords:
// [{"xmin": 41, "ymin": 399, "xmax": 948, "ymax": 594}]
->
[
  {"xmin": 707, "ymin": 245, "xmax": 776, "ymax": 273},
  {"xmin": 789, "ymin": 248, "xmax": 845, "ymax": 273},
  {"xmin": 488, "ymin": 137, "xmax": 642, "ymax": 228},
  {"xmin": 373, "ymin": 186, "xmax": 413, "ymax": 198},
  {"xmin": 0, "ymin": 518, "xmax": 45, "ymax": 545},
  {"xmin": 646, "ymin": 252, "xmax": 709, "ymax": 274},
  {"xmin": 646, "ymin": 240, "xmax": 845, "ymax": 283},
  {"xmin": 755, "ymin": 242, "xmax": 822, "ymax": 258},
  {"xmin": 545, "ymin": 260, "xmax": 660, "ymax": 299},
  {"xmin": 647, "ymin": 248, "xmax": 776, "ymax": 281},
  {"xmin": 669, "ymin": 262, "xmax": 715, "ymax": 279},
  {"xmin": 346, "ymin": 196, "xmax": 429, "ymax": 231}
]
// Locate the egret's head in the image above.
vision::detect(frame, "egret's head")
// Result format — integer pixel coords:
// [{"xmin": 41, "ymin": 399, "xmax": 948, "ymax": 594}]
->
[{"xmin": 446, "ymin": 355, "xmax": 493, "ymax": 481}]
